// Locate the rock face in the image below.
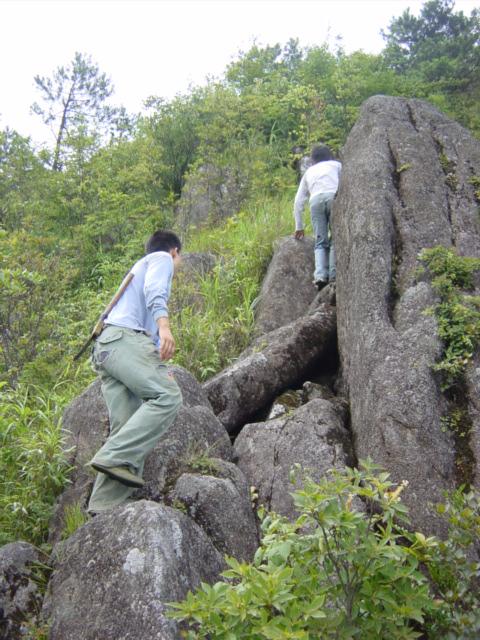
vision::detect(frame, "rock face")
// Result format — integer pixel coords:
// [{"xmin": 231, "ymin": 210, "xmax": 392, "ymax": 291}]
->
[
  {"xmin": 43, "ymin": 501, "xmax": 225, "ymax": 640},
  {"xmin": 176, "ymin": 163, "xmax": 248, "ymax": 231},
  {"xmin": 0, "ymin": 542, "xmax": 43, "ymax": 639},
  {"xmin": 171, "ymin": 459, "xmax": 259, "ymax": 561},
  {"xmin": 137, "ymin": 405, "xmax": 232, "ymax": 502},
  {"xmin": 335, "ymin": 96, "xmax": 480, "ymax": 535},
  {"xmin": 204, "ymin": 306, "xmax": 337, "ymax": 433},
  {"xmin": 177, "ymin": 252, "xmax": 216, "ymax": 278},
  {"xmin": 171, "ymin": 253, "xmax": 217, "ymax": 312},
  {"xmin": 234, "ymin": 398, "xmax": 354, "ymax": 521},
  {"xmin": 308, "ymin": 282, "xmax": 336, "ymax": 311},
  {"xmin": 253, "ymin": 236, "xmax": 316, "ymax": 336},
  {"xmin": 49, "ymin": 366, "xmax": 222, "ymax": 543}
]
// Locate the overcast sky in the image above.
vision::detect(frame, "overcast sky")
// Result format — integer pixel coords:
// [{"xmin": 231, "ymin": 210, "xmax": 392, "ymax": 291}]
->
[{"xmin": 1, "ymin": 0, "xmax": 478, "ymax": 145}]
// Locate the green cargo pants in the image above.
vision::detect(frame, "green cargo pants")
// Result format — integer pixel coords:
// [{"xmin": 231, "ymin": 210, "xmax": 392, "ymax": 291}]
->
[{"xmin": 87, "ymin": 325, "xmax": 182, "ymax": 513}]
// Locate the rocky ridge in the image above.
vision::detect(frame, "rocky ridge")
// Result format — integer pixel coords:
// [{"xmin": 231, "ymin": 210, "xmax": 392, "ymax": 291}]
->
[{"xmin": 2, "ymin": 96, "xmax": 479, "ymax": 639}]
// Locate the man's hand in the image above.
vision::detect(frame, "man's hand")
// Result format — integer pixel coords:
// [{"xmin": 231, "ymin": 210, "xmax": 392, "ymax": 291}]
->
[
  {"xmin": 294, "ymin": 230, "xmax": 305, "ymax": 240},
  {"xmin": 158, "ymin": 318, "xmax": 175, "ymax": 360}
]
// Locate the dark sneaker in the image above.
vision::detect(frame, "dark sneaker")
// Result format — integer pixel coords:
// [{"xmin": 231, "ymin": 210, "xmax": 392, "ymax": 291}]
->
[
  {"xmin": 314, "ymin": 279, "xmax": 328, "ymax": 291},
  {"xmin": 91, "ymin": 462, "xmax": 145, "ymax": 488}
]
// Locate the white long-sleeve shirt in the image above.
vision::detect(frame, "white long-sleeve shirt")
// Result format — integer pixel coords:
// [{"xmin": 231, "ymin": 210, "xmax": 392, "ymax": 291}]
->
[
  {"xmin": 293, "ymin": 160, "xmax": 342, "ymax": 230},
  {"xmin": 105, "ymin": 251, "xmax": 173, "ymax": 346}
]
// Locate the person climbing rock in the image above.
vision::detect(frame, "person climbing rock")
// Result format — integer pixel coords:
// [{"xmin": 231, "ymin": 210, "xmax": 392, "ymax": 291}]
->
[
  {"xmin": 293, "ymin": 144, "xmax": 342, "ymax": 290},
  {"xmin": 86, "ymin": 230, "xmax": 183, "ymax": 515}
]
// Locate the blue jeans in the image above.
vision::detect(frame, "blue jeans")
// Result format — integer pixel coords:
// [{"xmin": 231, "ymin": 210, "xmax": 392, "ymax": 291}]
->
[{"xmin": 310, "ymin": 192, "xmax": 336, "ymax": 282}]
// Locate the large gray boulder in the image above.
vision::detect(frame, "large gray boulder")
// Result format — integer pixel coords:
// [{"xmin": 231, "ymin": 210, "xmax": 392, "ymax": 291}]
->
[
  {"xmin": 234, "ymin": 398, "xmax": 354, "ymax": 521},
  {"xmin": 137, "ymin": 405, "xmax": 232, "ymax": 502},
  {"xmin": 253, "ymin": 236, "xmax": 316, "ymax": 336},
  {"xmin": 49, "ymin": 366, "xmax": 219, "ymax": 543},
  {"xmin": 171, "ymin": 459, "xmax": 259, "ymax": 561},
  {"xmin": 0, "ymin": 542, "xmax": 43, "ymax": 639},
  {"xmin": 169, "ymin": 364, "xmax": 212, "ymax": 409},
  {"xmin": 204, "ymin": 306, "xmax": 337, "ymax": 433},
  {"xmin": 335, "ymin": 96, "xmax": 480, "ymax": 535},
  {"xmin": 42, "ymin": 501, "xmax": 224, "ymax": 640}
]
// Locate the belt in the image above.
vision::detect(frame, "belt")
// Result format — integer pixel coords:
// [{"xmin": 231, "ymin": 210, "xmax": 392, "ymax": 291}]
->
[{"xmin": 103, "ymin": 325, "xmax": 149, "ymax": 337}]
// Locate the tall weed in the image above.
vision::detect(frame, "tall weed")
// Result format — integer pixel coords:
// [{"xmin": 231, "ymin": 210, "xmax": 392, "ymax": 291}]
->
[{"xmin": 0, "ymin": 382, "xmax": 73, "ymax": 545}]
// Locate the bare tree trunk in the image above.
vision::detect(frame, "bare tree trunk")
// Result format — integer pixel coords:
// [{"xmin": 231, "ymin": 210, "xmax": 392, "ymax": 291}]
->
[{"xmin": 52, "ymin": 83, "xmax": 75, "ymax": 171}]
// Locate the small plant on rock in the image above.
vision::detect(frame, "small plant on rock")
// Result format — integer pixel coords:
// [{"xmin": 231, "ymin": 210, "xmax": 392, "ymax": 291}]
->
[
  {"xmin": 61, "ymin": 502, "xmax": 88, "ymax": 539},
  {"xmin": 419, "ymin": 246, "xmax": 480, "ymax": 390}
]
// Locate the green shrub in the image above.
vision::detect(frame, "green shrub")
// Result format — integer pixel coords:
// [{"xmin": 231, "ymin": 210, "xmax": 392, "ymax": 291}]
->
[
  {"xmin": 425, "ymin": 487, "xmax": 480, "ymax": 639},
  {"xmin": 168, "ymin": 461, "xmax": 440, "ymax": 639}
]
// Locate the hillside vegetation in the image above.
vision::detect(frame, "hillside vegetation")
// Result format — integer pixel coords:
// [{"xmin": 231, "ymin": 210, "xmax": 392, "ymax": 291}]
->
[{"xmin": 1, "ymin": 0, "xmax": 479, "ymax": 547}]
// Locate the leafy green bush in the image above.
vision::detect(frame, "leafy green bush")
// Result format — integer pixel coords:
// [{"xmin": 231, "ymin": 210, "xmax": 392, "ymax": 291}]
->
[
  {"xmin": 169, "ymin": 461, "xmax": 441, "ymax": 639},
  {"xmin": 419, "ymin": 246, "xmax": 480, "ymax": 390},
  {"xmin": 425, "ymin": 487, "xmax": 480, "ymax": 639}
]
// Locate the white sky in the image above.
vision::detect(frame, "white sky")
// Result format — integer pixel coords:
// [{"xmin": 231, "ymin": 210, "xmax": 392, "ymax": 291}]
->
[{"xmin": 1, "ymin": 0, "xmax": 478, "ymax": 146}]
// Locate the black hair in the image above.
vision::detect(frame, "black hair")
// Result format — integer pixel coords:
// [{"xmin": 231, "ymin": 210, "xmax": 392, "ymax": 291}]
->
[
  {"xmin": 145, "ymin": 230, "xmax": 182, "ymax": 254},
  {"xmin": 311, "ymin": 144, "xmax": 334, "ymax": 163}
]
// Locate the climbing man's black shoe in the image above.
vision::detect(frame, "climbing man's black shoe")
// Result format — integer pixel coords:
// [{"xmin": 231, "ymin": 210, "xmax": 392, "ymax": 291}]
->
[
  {"xmin": 90, "ymin": 462, "xmax": 145, "ymax": 488},
  {"xmin": 314, "ymin": 279, "xmax": 328, "ymax": 291}
]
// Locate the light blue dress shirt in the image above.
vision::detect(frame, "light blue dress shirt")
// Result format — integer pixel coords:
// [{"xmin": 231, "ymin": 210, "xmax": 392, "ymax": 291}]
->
[{"xmin": 105, "ymin": 251, "xmax": 173, "ymax": 346}]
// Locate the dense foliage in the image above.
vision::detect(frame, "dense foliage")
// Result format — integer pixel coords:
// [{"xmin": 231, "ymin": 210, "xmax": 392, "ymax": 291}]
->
[
  {"xmin": 169, "ymin": 462, "xmax": 480, "ymax": 639},
  {"xmin": 0, "ymin": 0, "xmax": 478, "ymax": 568}
]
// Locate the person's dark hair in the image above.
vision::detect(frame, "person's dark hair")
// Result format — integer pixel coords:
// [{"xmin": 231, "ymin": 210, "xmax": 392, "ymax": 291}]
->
[
  {"xmin": 311, "ymin": 144, "xmax": 334, "ymax": 163},
  {"xmin": 145, "ymin": 230, "xmax": 182, "ymax": 254}
]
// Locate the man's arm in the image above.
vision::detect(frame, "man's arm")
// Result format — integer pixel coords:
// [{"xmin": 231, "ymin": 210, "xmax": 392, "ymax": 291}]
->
[
  {"xmin": 293, "ymin": 174, "xmax": 309, "ymax": 237},
  {"xmin": 144, "ymin": 253, "xmax": 175, "ymax": 360},
  {"xmin": 157, "ymin": 316, "xmax": 175, "ymax": 360}
]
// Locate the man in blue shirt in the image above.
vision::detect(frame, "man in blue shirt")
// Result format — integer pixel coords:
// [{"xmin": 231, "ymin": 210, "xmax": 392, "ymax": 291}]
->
[{"xmin": 87, "ymin": 230, "xmax": 183, "ymax": 514}]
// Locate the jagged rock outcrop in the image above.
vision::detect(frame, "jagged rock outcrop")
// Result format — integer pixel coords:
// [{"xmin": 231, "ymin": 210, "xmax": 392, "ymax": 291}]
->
[
  {"xmin": 42, "ymin": 501, "xmax": 225, "ymax": 640},
  {"xmin": 204, "ymin": 306, "xmax": 337, "ymax": 433},
  {"xmin": 136, "ymin": 405, "xmax": 232, "ymax": 502},
  {"xmin": 265, "ymin": 381, "xmax": 340, "ymax": 421},
  {"xmin": 171, "ymin": 252, "xmax": 217, "ymax": 312},
  {"xmin": 334, "ymin": 95, "xmax": 480, "ymax": 535},
  {"xmin": 176, "ymin": 163, "xmax": 248, "ymax": 231},
  {"xmin": 234, "ymin": 398, "xmax": 354, "ymax": 520},
  {"xmin": 253, "ymin": 236, "xmax": 316, "ymax": 336},
  {"xmin": 177, "ymin": 252, "xmax": 216, "ymax": 278},
  {"xmin": 171, "ymin": 459, "xmax": 259, "ymax": 561},
  {"xmin": 49, "ymin": 365, "xmax": 224, "ymax": 543},
  {"xmin": 308, "ymin": 282, "xmax": 336, "ymax": 310},
  {"xmin": 0, "ymin": 542, "xmax": 43, "ymax": 639}
]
